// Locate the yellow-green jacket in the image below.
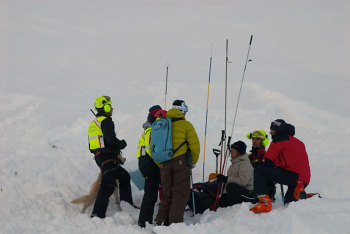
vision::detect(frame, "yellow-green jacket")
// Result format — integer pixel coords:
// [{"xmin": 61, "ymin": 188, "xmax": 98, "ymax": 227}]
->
[
  {"xmin": 137, "ymin": 126, "xmax": 160, "ymax": 167},
  {"xmin": 167, "ymin": 108, "xmax": 200, "ymax": 166}
]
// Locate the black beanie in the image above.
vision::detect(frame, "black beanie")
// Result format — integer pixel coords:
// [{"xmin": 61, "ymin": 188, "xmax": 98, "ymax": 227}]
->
[
  {"xmin": 172, "ymin": 100, "xmax": 184, "ymax": 106},
  {"xmin": 231, "ymin": 141, "xmax": 247, "ymax": 155},
  {"xmin": 270, "ymin": 119, "xmax": 286, "ymax": 131}
]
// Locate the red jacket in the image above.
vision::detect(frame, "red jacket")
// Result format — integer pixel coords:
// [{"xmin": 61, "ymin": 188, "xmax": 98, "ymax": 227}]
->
[{"xmin": 265, "ymin": 136, "xmax": 311, "ymax": 185}]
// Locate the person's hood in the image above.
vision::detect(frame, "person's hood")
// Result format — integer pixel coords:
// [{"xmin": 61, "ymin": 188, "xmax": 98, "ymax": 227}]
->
[{"xmin": 166, "ymin": 108, "xmax": 185, "ymax": 119}]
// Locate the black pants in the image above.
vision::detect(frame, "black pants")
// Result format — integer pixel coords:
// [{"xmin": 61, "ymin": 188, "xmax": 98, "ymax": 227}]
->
[
  {"xmin": 254, "ymin": 165, "xmax": 300, "ymax": 203},
  {"xmin": 92, "ymin": 161, "xmax": 133, "ymax": 218},
  {"xmin": 219, "ymin": 183, "xmax": 256, "ymax": 207},
  {"xmin": 138, "ymin": 156, "xmax": 161, "ymax": 227}
]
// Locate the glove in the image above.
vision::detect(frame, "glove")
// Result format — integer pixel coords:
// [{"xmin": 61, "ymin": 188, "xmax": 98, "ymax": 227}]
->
[
  {"xmin": 117, "ymin": 154, "xmax": 126, "ymax": 165},
  {"xmin": 263, "ymin": 158, "xmax": 274, "ymax": 167},
  {"xmin": 216, "ymin": 174, "xmax": 228, "ymax": 183},
  {"xmin": 120, "ymin": 139, "xmax": 127, "ymax": 149}
]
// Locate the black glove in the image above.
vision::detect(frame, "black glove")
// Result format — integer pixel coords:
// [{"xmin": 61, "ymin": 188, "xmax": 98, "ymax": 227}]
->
[
  {"xmin": 120, "ymin": 139, "xmax": 127, "ymax": 149},
  {"xmin": 263, "ymin": 158, "xmax": 274, "ymax": 167},
  {"xmin": 216, "ymin": 174, "xmax": 228, "ymax": 183}
]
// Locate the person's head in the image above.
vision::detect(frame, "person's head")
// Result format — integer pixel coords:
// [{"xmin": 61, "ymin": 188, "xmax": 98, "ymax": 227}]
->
[
  {"xmin": 147, "ymin": 105, "xmax": 163, "ymax": 124},
  {"xmin": 94, "ymin": 96, "xmax": 113, "ymax": 116},
  {"xmin": 230, "ymin": 141, "xmax": 247, "ymax": 158},
  {"xmin": 270, "ymin": 119, "xmax": 286, "ymax": 136},
  {"xmin": 246, "ymin": 130, "xmax": 269, "ymax": 148},
  {"xmin": 172, "ymin": 100, "xmax": 188, "ymax": 115}
]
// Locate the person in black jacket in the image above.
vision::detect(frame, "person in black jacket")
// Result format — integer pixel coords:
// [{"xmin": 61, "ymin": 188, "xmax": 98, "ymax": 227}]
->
[{"xmin": 88, "ymin": 96, "xmax": 134, "ymax": 218}]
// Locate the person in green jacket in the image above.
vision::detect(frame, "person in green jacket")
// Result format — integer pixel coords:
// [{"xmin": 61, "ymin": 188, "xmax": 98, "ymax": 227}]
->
[{"xmin": 155, "ymin": 100, "xmax": 200, "ymax": 225}]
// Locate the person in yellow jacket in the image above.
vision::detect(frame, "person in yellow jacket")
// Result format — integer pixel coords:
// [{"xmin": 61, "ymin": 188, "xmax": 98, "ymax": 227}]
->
[
  {"xmin": 137, "ymin": 105, "xmax": 166, "ymax": 228},
  {"xmin": 155, "ymin": 100, "xmax": 200, "ymax": 225}
]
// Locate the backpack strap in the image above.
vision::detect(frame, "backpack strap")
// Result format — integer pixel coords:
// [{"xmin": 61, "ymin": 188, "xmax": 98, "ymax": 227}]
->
[{"xmin": 173, "ymin": 141, "xmax": 188, "ymax": 154}]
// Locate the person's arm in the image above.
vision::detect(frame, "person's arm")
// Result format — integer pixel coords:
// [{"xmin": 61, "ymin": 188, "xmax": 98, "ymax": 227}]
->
[
  {"xmin": 101, "ymin": 118, "xmax": 126, "ymax": 149},
  {"xmin": 227, "ymin": 161, "xmax": 252, "ymax": 186},
  {"xmin": 186, "ymin": 122, "xmax": 200, "ymax": 165}
]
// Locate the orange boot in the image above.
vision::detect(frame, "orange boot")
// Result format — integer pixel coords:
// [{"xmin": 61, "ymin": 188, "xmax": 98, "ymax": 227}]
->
[
  {"xmin": 250, "ymin": 195, "xmax": 272, "ymax": 213},
  {"xmin": 293, "ymin": 181, "xmax": 306, "ymax": 200}
]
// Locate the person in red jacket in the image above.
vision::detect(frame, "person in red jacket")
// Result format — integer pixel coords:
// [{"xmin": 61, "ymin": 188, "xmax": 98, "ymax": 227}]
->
[{"xmin": 250, "ymin": 119, "xmax": 311, "ymax": 213}]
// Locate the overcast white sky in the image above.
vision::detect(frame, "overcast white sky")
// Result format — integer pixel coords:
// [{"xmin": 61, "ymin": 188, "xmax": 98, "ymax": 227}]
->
[{"xmin": 1, "ymin": 0, "xmax": 349, "ymax": 118}]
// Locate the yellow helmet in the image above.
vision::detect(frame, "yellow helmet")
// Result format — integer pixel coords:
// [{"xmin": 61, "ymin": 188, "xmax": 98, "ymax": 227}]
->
[
  {"xmin": 246, "ymin": 130, "xmax": 269, "ymax": 147},
  {"xmin": 94, "ymin": 96, "xmax": 112, "ymax": 112}
]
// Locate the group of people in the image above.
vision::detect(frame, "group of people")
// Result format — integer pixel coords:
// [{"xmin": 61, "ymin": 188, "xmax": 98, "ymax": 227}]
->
[{"xmin": 87, "ymin": 95, "xmax": 311, "ymax": 227}]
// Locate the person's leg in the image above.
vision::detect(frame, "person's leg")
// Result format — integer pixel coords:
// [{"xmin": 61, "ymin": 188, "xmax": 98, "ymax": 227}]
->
[
  {"xmin": 115, "ymin": 165, "xmax": 134, "ymax": 205},
  {"xmin": 155, "ymin": 160, "xmax": 173, "ymax": 224},
  {"xmin": 138, "ymin": 165, "xmax": 161, "ymax": 227},
  {"xmin": 254, "ymin": 166, "xmax": 299, "ymax": 195},
  {"xmin": 168, "ymin": 155, "xmax": 190, "ymax": 224},
  {"xmin": 225, "ymin": 183, "xmax": 257, "ymax": 205},
  {"xmin": 91, "ymin": 162, "xmax": 118, "ymax": 218}
]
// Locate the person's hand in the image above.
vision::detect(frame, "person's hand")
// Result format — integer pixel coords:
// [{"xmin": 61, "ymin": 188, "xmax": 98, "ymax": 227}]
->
[
  {"xmin": 120, "ymin": 139, "xmax": 127, "ymax": 149},
  {"xmin": 263, "ymin": 158, "xmax": 274, "ymax": 167},
  {"xmin": 216, "ymin": 174, "xmax": 228, "ymax": 183}
]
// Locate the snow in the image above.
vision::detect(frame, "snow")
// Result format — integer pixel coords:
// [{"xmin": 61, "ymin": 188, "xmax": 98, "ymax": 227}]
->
[{"xmin": 1, "ymin": 0, "xmax": 349, "ymax": 233}]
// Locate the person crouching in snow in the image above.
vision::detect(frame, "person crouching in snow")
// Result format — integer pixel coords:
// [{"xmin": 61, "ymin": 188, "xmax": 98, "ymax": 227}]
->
[
  {"xmin": 250, "ymin": 119, "xmax": 311, "ymax": 213},
  {"xmin": 216, "ymin": 141, "xmax": 257, "ymax": 207},
  {"xmin": 246, "ymin": 130, "xmax": 276, "ymax": 201}
]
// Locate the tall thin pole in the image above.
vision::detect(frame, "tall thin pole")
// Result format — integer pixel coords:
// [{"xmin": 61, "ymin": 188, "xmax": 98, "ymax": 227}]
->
[
  {"xmin": 165, "ymin": 66, "xmax": 169, "ymax": 109},
  {"xmin": 224, "ymin": 39, "xmax": 228, "ymax": 140},
  {"xmin": 229, "ymin": 35, "xmax": 253, "ymax": 138},
  {"xmin": 202, "ymin": 44, "xmax": 213, "ymax": 183},
  {"xmin": 224, "ymin": 35, "xmax": 253, "ymax": 175}
]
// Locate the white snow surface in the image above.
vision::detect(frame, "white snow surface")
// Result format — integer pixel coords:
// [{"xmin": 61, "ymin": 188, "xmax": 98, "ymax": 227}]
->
[{"xmin": 1, "ymin": 0, "xmax": 349, "ymax": 233}]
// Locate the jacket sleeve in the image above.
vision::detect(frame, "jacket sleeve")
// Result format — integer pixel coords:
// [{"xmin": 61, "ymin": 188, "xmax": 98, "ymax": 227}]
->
[
  {"xmin": 227, "ymin": 161, "xmax": 252, "ymax": 186},
  {"xmin": 186, "ymin": 122, "xmax": 200, "ymax": 165},
  {"xmin": 264, "ymin": 142, "xmax": 282, "ymax": 164},
  {"xmin": 101, "ymin": 118, "xmax": 125, "ymax": 150}
]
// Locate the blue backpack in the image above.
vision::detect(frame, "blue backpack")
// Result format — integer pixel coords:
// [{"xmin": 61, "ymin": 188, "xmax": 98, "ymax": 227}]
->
[{"xmin": 150, "ymin": 118, "xmax": 188, "ymax": 163}]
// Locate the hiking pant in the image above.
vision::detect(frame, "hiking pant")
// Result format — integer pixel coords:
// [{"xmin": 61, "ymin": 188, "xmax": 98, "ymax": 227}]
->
[
  {"xmin": 155, "ymin": 154, "xmax": 190, "ymax": 225},
  {"xmin": 254, "ymin": 165, "xmax": 301, "ymax": 203},
  {"xmin": 220, "ymin": 183, "xmax": 257, "ymax": 207},
  {"xmin": 138, "ymin": 156, "xmax": 161, "ymax": 227},
  {"xmin": 92, "ymin": 161, "xmax": 133, "ymax": 218}
]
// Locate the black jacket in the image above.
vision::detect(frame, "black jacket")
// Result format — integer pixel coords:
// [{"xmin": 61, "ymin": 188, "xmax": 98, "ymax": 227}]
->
[{"xmin": 94, "ymin": 112, "xmax": 126, "ymax": 166}]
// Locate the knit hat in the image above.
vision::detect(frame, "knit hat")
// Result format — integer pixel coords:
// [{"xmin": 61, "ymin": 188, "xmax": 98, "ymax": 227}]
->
[
  {"xmin": 172, "ymin": 100, "xmax": 188, "ymax": 114},
  {"xmin": 149, "ymin": 105, "xmax": 162, "ymax": 115},
  {"xmin": 231, "ymin": 141, "xmax": 247, "ymax": 155},
  {"xmin": 147, "ymin": 105, "xmax": 162, "ymax": 124},
  {"xmin": 270, "ymin": 119, "xmax": 286, "ymax": 131}
]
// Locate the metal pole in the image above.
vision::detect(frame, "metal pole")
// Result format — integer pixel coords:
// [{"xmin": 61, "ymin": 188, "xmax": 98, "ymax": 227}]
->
[
  {"xmin": 224, "ymin": 35, "xmax": 254, "ymax": 175},
  {"xmin": 165, "ymin": 66, "xmax": 169, "ymax": 109},
  {"xmin": 202, "ymin": 44, "xmax": 213, "ymax": 182}
]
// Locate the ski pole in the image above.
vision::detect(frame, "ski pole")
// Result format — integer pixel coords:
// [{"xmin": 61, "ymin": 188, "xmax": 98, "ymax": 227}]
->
[
  {"xmin": 202, "ymin": 45, "xmax": 213, "ymax": 183},
  {"xmin": 220, "ymin": 136, "xmax": 231, "ymax": 196},
  {"xmin": 280, "ymin": 184, "xmax": 285, "ymax": 202},
  {"xmin": 213, "ymin": 131, "xmax": 226, "ymax": 210},
  {"xmin": 224, "ymin": 39, "xmax": 229, "ymax": 148},
  {"xmin": 164, "ymin": 66, "xmax": 169, "ymax": 110},
  {"xmin": 224, "ymin": 35, "xmax": 254, "ymax": 173},
  {"xmin": 190, "ymin": 169, "xmax": 196, "ymax": 215}
]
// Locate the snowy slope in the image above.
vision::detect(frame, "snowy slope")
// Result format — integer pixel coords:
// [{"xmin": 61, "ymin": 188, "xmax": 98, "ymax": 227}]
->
[{"xmin": 1, "ymin": 0, "xmax": 350, "ymax": 233}]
